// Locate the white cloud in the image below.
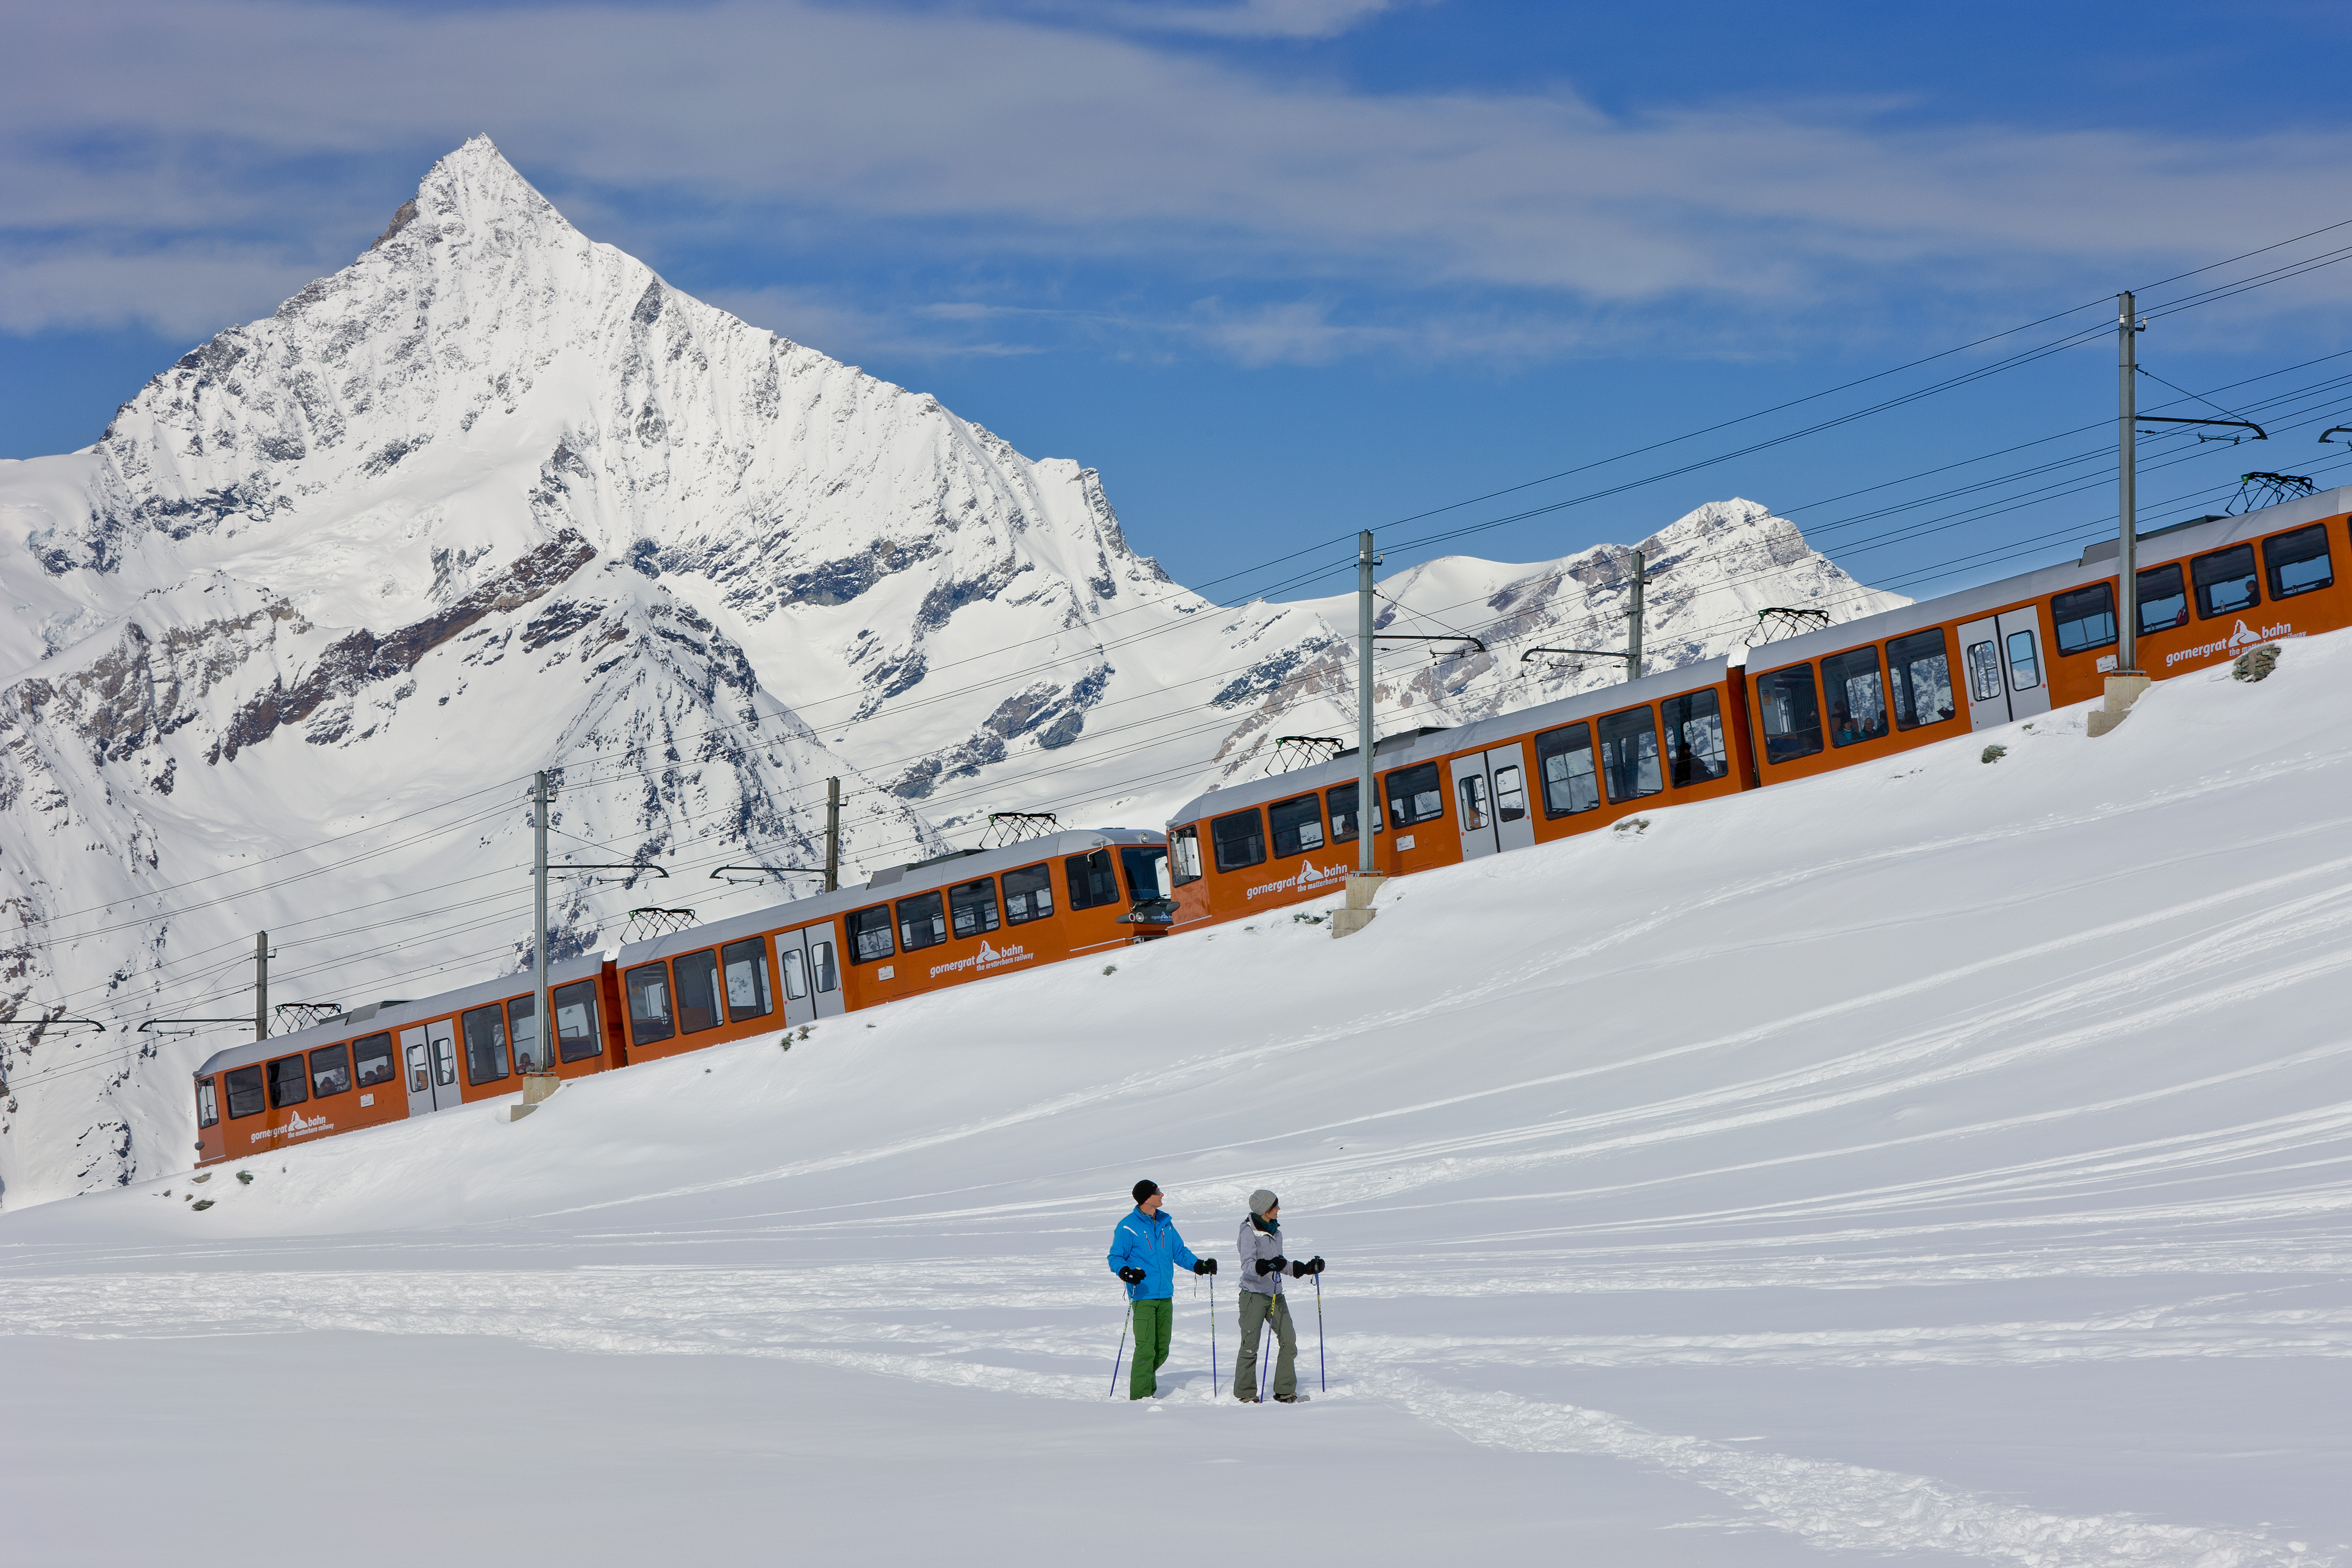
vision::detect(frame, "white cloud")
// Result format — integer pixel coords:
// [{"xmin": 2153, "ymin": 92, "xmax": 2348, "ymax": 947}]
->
[{"xmin": 4, "ymin": 0, "xmax": 2351, "ymax": 354}]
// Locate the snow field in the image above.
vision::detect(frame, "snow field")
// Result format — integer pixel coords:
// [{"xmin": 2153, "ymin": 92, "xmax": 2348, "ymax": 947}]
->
[{"xmin": 4, "ymin": 630, "xmax": 2350, "ymax": 1564}]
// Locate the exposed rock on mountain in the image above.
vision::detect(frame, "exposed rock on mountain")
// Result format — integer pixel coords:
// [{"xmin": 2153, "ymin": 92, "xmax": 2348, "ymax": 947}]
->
[{"xmin": 0, "ymin": 136, "xmax": 1899, "ymax": 1205}]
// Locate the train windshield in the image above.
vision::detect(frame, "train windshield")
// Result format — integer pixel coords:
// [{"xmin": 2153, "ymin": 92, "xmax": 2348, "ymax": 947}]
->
[{"xmin": 1119, "ymin": 846, "xmax": 1169, "ymax": 903}]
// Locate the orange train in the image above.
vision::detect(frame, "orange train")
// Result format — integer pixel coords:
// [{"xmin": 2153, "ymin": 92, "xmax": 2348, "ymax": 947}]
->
[
  {"xmin": 190, "ymin": 829, "xmax": 1172, "ymax": 1165},
  {"xmin": 190, "ymin": 487, "xmax": 2352, "ymax": 1162},
  {"xmin": 1164, "ymin": 489, "xmax": 2352, "ymax": 928}
]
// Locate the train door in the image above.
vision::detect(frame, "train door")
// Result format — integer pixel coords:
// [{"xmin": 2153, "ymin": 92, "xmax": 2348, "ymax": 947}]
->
[
  {"xmin": 1957, "ymin": 610, "xmax": 2053, "ymax": 731},
  {"xmin": 1448, "ymin": 754, "xmax": 1500, "ymax": 859},
  {"xmin": 1448, "ymin": 746, "xmax": 1537, "ymax": 860},
  {"xmin": 425, "ymin": 1017, "xmax": 461, "ymax": 1107},
  {"xmin": 775, "ymin": 924, "xmax": 845, "ymax": 1027},
  {"xmin": 400, "ymin": 1026, "xmax": 434, "ymax": 1118}
]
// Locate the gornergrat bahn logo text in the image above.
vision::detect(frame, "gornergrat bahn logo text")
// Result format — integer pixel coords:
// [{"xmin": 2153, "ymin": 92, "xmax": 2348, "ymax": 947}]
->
[
  {"xmin": 251, "ymin": 1110, "xmax": 333, "ymax": 1146},
  {"xmin": 1244, "ymin": 857, "xmax": 1348, "ymax": 901},
  {"xmin": 930, "ymin": 939, "xmax": 1035, "ymax": 980}
]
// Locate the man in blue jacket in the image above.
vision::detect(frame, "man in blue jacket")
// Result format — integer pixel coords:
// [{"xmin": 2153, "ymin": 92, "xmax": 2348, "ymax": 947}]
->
[{"xmin": 1107, "ymin": 1179, "xmax": 1215, "ymax": 1400}]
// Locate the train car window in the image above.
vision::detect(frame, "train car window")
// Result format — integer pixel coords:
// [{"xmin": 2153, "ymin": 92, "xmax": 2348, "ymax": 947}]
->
[
  {"xmin": 1269, "ymin": 795, "xmax": 1326, "ymax": 857},
  {"xmin": 1887, "ymin": 629, "xmax": 1955, "ymax": 730},
  {"xmin": 405, "ymin": 1041, "xmax": 430, "ymax": 1091},
  {"xmin": 721, "ymin": 939, "xmax": 772, "ymax": 1022},
  {"xmin": 1821, "ymin": 648, "xmax": 1890, "ymax": 748},
  {"xmin": 811, "ymin": 939, "xmax": 840, "ymax": 993},
  {"xmin": 1067, "ymin": 848, "xmax": 1124, "ymax": 907},
  {"xmin": 507, "ymin": 993, "xmax": 541, "ymax": 1073},
  {"xmin": 1660, "ymin": 691, "xmax": 1728, "ymax": 786},
  {"xmin": 2265, "ymin": 524, "xmax": 2333, "ymax": 600},
  {"xmin": 1754, "ymin": 666, "xmax": 1824, "ymax": 763},
  {"xmin": 2136, "ymin": 565, "xmax": 2187, "ymax": 635},
  {"xmin": 623, "ymin": 965, "xmax": 675, "ymax": 1045},
  {"xmin": 1597, "ymin": 708, "xmax": 1663, "ymax": 802},
  {"xmin": 674, "ymin": 949, "xmax": 723, "ymax": 1033},
  {"xmin": 1457, "ymin": 773, "xmax": 1491, "ymax": 829},
  {"xmin": 268, "ymin": 1055, "xmax": 310, "ymax": 1109},
  {"xmin": 1003, "ymin": 864, "xmax": 1056, "ymax": 923},
  {"xmin": 1168, "ymin": 826, "xmax": 1203, "ymax": 884},
  {"xmin": 2051, "ymin": 583, "xmax": 2117, "ymax": 654},
  {"xmin": 1326, "ymin": 782, "xmax": 1383, "ymax": 841},
  {"xmin": 1209, "ymin": 812, "xmax": 1267, "ymax": 874},
  {"xmin": 463, "ymin": 1003, "xmax": 511, "ymax": 1083},
  {"xmin": 553, "ymin": 979, "xmax": 602, "ymax": 1061},
  {"xmin": 897, "ymin": 891, "xmax": 948, "ymax": 952},
  {"xmin": 1385, "ymin": 764, "xmax": 1445, "ymax": 827},
  {"xmin": 1493, "ymin": 765, "xmax": 1527, "ymax": 821},
  {"xmin": 849, "ymin": 906, "xmax": 895, "ymax": 963},
  {"xmin": 2193, "ymin": 543, "xmax": 2260, "ymax": 618},
  {"xmin": 1120, "ymin": 845, "xmax": 1169, "ymax": 901},
  {"xmin": 949, "ymin": 879, "xmax": 1002, "ymax": 939},
  {"xmin": 197, "ymin": 1078, "xmax": 219, "ymax": 1128},
  {"xmin": 226, "ymin": 1064, "xmax": 266, "ymax": 1118},
  {"xmin": 432, "ymin": 1027, "xmax": 458, "ymax": 1087},
  {"xmin": 308, "ymin": 1043, "xmax": 351, "ymax": 1098},
  {"xmin": 2005, "ymin": 629, "xmax": 2042, "ymax": 691},
  {"xmin": 1534, "ymin": 724, "xmax": 1599, "ymax": 816},
  {"xmin": 353, "ymin": 1033, "xmax": 395, "ymax": 1088},
  {"xmin": 781, "ymin": 947, "xmax": 810, "ymax": 1000}
]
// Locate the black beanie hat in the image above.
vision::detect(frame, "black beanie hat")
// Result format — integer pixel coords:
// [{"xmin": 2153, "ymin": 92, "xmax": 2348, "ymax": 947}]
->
[{"xmin": 1132, "ymin": 1178, "xmax": 1160, "ymax": 1205}]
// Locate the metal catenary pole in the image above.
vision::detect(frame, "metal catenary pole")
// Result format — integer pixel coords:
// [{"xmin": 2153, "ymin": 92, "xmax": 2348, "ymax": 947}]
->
[
  {"xmin": 533, "ymin": 770, "xmax": 552, "ymax": 1073},
  {"xmin": 824, "ymin": 776, "xmax": 841, "ymax": 893},
  {"xmin": 1624, "ymin": 547, "xmax": 1648, "ymax": 684},
  {"xmin": 1356, "ymin": 530, "xmax": 1378, "ymax": 876},
  {"xmin": 254, "ymin": 932, "xmax": 269, "ymax": 1043},
  {"xmin": 2117, "ymin": 291, "xmax": 2141, "ymax": 676}
]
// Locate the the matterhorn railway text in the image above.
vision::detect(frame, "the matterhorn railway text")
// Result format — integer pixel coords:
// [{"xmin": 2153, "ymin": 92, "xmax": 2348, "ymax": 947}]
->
[{"xmin": 190, "ymin": 489, "xmax": 2352, "ymax": 1168}]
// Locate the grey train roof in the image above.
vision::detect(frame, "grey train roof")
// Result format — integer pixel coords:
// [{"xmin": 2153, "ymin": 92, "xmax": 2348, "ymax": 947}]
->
[
  {"xmin": 1746, "ymin": 485, "xmax": 2352, "ymax": 671},
  {"xmin": 195, "ymin": 827, "xmax": 1164, "ymax": 1079}
]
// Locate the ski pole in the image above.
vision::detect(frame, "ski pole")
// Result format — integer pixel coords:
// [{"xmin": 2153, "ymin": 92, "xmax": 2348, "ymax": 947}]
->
[
  {"xmin": 1210, "ymin": 1275, "xmax": 1218, "ymax": 1390},
  {"xmin": 1313, "ymin": 1270, "xmax": 1327, "ymax": 1393},
  {"xmin": 1109, "ymin": 1298, "xmax": 1132, "ymax": 1398},
  {"xmin": 1258, "ymin": 1303, "xmax": 1273, "ymax": 1402}
]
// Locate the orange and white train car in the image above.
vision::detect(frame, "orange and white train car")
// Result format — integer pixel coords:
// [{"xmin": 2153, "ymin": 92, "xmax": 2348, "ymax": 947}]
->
[
  {"xmin": 1162, "ymin": 657, "xmax": 1759, "ymax": 930},
  {"xmin": 190, "ymin": 828, "xmax": 1169, "ymax": 1164},
  {"xmin": 1739, "ymin": 490, "xmax": 2352, "ymax": 779},
  {"xmin": 1165, "ymin": 485, "xmax": 2352, "ymax": 927}
]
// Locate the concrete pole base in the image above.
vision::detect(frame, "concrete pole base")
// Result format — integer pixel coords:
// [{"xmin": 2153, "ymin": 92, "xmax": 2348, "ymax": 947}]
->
[
  {"xmin": 1333, "ymin": 875, "xmax": 1389, "ymax": 938},
  {"xmin": 2086, "ymin": 672, "xmax": 2153, "ymax": 737},
  {"xmin": 520, "ymin": 1072, "xmax": 563, "ymax": 1106}
]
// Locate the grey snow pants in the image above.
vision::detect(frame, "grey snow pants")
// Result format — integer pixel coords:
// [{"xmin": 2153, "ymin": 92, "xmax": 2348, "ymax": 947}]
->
[{"xmin": 1234, "ymin": 1289, "xmax": 1297, "ymax": 1400}]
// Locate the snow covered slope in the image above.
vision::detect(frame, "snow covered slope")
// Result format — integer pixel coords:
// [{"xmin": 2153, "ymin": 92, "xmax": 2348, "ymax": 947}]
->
[
  {"xmin": 3, "ymin": 628, "xmax": 2344, "ymax": 1565},
  {"xmin": 0, "ymin": 137, "xmax": 1895, "ymax": 1204}
]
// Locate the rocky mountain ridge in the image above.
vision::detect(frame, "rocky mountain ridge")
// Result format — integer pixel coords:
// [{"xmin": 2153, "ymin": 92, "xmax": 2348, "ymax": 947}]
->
[{"xmin": 0, "ymin": 137, "xmax": 1900, "ymax": 1205}]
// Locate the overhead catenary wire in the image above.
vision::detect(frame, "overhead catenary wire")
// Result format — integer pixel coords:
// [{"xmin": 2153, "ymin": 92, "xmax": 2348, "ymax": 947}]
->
[{"xmin": 23, "ymin": 219, "xmax": 2352, "ymax": 1089}]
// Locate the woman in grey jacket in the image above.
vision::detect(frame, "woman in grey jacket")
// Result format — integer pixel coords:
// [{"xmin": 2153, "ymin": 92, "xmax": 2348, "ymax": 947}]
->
[{"xmin": 1233, "ymin": 1189, "xmax": 1324, "ymax": 1403}]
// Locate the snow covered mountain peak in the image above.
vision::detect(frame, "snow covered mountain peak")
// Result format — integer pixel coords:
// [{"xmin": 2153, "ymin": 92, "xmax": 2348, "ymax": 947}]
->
[{"xmin": 0, "ymin": 137, "xmax": 1901, "ymax": 1204}]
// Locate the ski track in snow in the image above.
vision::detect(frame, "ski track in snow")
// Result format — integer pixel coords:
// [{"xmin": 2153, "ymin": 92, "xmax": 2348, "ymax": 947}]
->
[{"xmin": 9, "ymin": 645, "xmax": 2352, "ymax": 1561}]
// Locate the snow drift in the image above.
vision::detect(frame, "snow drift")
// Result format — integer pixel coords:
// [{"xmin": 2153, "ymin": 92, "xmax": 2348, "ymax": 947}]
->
[{"xmin": 2, "ymin": 622, "xmax": 2343, "ymax": 1565}]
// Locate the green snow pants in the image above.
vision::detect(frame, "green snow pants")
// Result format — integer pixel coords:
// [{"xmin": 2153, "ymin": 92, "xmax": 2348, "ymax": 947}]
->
[
  {"xmin": 1128, "ymin": 1297, "xmax": 1174, "ymax": 1400},
  {"xmin": 1234, "ymin": 1290, "xmax": 1296, "ymax": 1401}
]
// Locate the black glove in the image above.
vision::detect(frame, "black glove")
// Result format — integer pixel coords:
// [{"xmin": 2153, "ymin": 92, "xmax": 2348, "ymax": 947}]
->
[
  {"xmin": 1257, "ymin": 1256, "xmax": 1287, "ymax": 1276},
  {"xmin": 1117, "ymin": 1266, "xmax": 1146, "ymax": 1284},
  {"xmin": 1292, "ymin": 1256, "xmax": 1325, "ymax": 1277},
  {"xmin": 1192, "ymin": 1258, "xmax": 1217, "ymax": 1275}
]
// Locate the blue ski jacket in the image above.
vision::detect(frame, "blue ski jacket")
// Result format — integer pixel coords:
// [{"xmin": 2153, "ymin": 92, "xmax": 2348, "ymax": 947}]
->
[{"xmin": 1106, "ymin": 1206, "xmax": 1201, "ymax": 1302}]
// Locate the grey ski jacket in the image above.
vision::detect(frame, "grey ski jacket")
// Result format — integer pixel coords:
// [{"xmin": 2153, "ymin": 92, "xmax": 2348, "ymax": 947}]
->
[{"xmin": 1237, "ymin": 1215, "xmax": 1287, "ymax": 1297}]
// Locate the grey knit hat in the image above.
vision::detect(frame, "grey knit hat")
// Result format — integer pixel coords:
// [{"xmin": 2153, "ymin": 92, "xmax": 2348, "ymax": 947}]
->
[{"xmin": 1248, "ymin": 1188, "xmax": 1279, "ymax": 1217}]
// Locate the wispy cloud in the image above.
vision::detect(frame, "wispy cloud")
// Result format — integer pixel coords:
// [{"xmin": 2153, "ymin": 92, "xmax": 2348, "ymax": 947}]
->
[{"xmin": 4, "ymin": 0, "xmax": 2349, "ymax": 356}]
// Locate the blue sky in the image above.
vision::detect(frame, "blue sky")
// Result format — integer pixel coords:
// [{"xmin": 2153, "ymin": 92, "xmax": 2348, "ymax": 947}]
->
[{"xmin": 8, "ymin": 0, "xmax": 2352, "ymax": 604}]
